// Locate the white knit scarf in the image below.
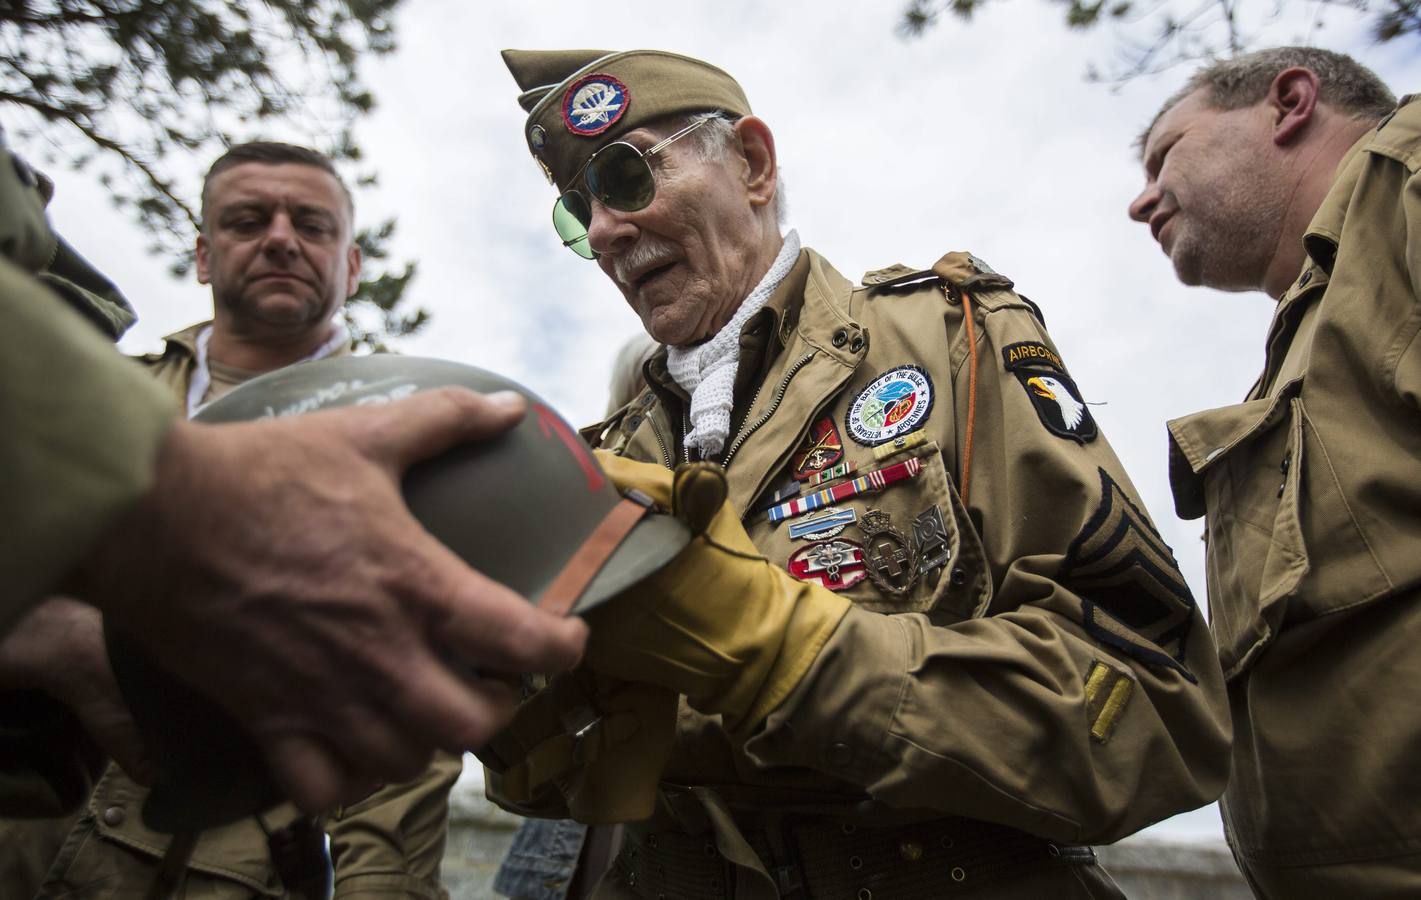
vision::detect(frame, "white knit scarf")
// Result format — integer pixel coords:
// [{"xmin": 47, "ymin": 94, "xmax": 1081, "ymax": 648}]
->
[{"xmin": 667, "ymin": 229, "xmax": 800, "ymax": 457}]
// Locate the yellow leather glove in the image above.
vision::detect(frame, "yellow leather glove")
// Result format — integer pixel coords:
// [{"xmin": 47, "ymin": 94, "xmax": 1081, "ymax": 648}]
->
[
  {"xmin": 589, "ymin": 452, "xmax": 852, "ymax": 737},
  {"xmin": 482, "ymin": 666, "xmax": 677, "ymax": 823}
]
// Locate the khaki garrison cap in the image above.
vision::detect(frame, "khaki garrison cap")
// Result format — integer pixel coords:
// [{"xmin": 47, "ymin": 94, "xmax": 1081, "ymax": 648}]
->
[{"xmin": 501, "ymin": 49, "xmax": 752, "ymax": 191}]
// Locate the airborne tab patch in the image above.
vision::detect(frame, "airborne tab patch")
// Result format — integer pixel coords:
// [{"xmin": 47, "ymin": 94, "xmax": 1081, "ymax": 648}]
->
[
  {"xmin": 1017, "ymin": 371, "xmax": 1097, "ymax": 443},
  {"xmin": 1063, "ymin": 468, "xmax": 1196, "ymax": 681},
  {"xmin": 1001, "ymin": 341, "xmax": 1064, "ymax": 373}
]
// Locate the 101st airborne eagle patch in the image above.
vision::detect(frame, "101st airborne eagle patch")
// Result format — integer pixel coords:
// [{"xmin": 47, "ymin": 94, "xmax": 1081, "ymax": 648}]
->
[
  {"xmin": 1002, "ymin": 341, "xmax": 1098, "ymax": 444},
  {"xmin": 1018, "ymin": 371, "xmax": 1098, "ymax": 443},
  {"xmin": 1062, "ymin": 468, "xmax": 1196, "ymax": 681}
]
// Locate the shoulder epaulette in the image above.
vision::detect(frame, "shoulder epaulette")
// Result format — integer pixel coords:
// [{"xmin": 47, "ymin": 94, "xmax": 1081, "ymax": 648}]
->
[{"xmin": 861, "ymin": 263, "xmax": 936, "ymax": 291}]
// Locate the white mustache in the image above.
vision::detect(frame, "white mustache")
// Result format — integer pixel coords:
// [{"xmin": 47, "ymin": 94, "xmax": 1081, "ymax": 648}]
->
[{"xmin": 612, "ymin": 236, "xmax": 678, "ymax": 286}]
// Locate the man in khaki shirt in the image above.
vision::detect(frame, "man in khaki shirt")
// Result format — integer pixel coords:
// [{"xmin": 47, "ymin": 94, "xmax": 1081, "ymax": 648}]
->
[
  {"xmin": 486, "ymin": 48, "xmax": 1232, "ymax": 899},
  {"xmin": 1129, "ymin": 47, "xmax": 1417, "ymax": 897},
  {"xmin": 2, "ymin": 142, "xmax": 468, "ymax": 898}
]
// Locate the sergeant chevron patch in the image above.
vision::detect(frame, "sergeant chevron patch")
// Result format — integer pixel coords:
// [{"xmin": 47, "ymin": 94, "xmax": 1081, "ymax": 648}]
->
[{"xmin": 1063, "ymin": 468, "xmax": 1196, "ymax": 681}]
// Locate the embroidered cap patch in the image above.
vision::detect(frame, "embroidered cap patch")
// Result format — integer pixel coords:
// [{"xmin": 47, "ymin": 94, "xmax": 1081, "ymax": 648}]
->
[
  {"xmin": 846, "ymin": 366, "xmax": 933, "ymax": 446},
  {"xmin": 1018, "ymin": 371, "xmax": 1097, "ymax": 443},
  {"xmin": 562, "ymin": 74, "xmax": 628, "ymax": 136}
]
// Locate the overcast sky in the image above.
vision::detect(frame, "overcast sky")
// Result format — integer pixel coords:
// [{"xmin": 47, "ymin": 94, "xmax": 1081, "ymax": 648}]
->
[{"xmin": 21, "ymin": 0, "xmax": 1418, "ymax": 845}]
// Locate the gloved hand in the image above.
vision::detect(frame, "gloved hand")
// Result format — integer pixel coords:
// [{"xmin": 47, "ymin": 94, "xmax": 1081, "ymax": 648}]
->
[
  {"xmin": 588, "ymin": 453, "xmax": 852, "ymax": 737},
  {"xmin": 482, "ymin": 666, "xmax": 677, "ymax": 823}
]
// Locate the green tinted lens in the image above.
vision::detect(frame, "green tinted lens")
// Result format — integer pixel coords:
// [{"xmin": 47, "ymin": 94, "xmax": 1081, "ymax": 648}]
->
[
  {"xmin": 552, "ymin": 192, "xmax": 596, "ymax": 259},
  {"xmin": 585, "ymin": 142, "xmax": 656, "ymax": 212}
]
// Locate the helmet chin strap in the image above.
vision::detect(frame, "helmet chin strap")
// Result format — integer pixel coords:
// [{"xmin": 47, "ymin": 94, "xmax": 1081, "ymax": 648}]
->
[{"xmin": 539, "ymin": 490, "xmax": 654, "ymax": 617}]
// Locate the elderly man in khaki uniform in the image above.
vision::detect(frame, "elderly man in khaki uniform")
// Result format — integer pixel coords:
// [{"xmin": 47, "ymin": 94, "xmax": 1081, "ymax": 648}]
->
[
  {"xmin": 5, "ymin": 142, "xmax": 463, "ymax": 899},
  {"xmin": 484, "ymin": 48, "xmax": 1231, "ymax": 899},
  {"xmin": 1129, "ymin": 47, "xmax": 1417, "ymax": 898}
]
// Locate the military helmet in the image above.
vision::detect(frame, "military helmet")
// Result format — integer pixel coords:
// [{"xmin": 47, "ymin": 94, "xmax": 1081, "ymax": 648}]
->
[{"xmin": 106, "ymin": 355, "xmax": 689, "ymax": 832}]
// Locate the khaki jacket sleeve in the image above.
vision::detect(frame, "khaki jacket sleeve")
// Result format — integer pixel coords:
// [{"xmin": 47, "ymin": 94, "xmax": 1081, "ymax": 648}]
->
[
  {"xmin": 326, "ymin": 750, "xmax": 463, "ymax": 898},
  {"xmin": 0, "ymin": 138, "xmax": 176, "ymax": 630},
  {"xmin": 746, "ymin": 284, "xmax": 1230, "ymax": 844}
]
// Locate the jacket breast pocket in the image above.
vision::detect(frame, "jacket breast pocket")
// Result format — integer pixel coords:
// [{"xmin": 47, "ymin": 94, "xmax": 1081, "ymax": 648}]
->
[
  {"xmin": 754, "ymin": 440, "xmax": 992, "ymax": 618},
  {"xmin": 1170, "ymin": 382, "xmax": 1306, "ymax": 679}
]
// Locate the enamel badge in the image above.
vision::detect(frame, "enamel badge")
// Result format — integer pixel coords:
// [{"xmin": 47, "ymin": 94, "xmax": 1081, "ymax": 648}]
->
[
  {"xmin": 846, "ymin": 366, "xmax": 933, "ymax": 447},
  {"xmin": 792, "ymin": 417, "xmax": 844, "ymax": 481},
  {"xmin": 860, "ymin": 508, "xmax": 919, "ymax": 596},
  {"xmin": 788, "ymin": 540, "xmax": 867, "ymax": 591},
  {"xmin": 788, "ymin": 507, "xmax": 857, "ymax": 541},
  {"xmin": 562, "ymin": 74, "xmax": 628, "ymax": 136},
  {"xmin": 912, "ymin": 505, "xmax": 952, "ymax": 576},
  {"xmin": 1016, "ymin": 371, "xmax": 1098, "ymax": 443}
]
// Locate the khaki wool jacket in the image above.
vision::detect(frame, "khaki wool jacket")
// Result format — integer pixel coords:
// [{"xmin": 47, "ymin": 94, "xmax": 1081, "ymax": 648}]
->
[
  {"xmin": 1168, "ymin": 94, "xmax": 1421, "ymax": 895},
  {"xmin": 519, "ymin": 247, "xmax": 1231, "ymax": 896}
]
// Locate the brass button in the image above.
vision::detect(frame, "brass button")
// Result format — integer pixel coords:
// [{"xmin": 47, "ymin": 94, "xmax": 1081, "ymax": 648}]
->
[
  {"xmin": 102, "ymin": 806, "xmax": 125, "ymax": 827},
  {"xmin": 899, "ymin": 839, "xmax": 924, "ymax": 861},
  {"xmin": 832, "ymin": 328, "xmax": 849, "ymax": 347}
]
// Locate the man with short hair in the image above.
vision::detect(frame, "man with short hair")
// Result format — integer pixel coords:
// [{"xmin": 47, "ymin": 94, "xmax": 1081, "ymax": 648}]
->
[
  {"xmin": 1129, "ymin": 47, "xmax": 1418, "ymax": 896},
  {"xmin": 8, "ymin": 142, "xmax": 466, "ymax": 898},
  {"xmin": 488, "ymin": 49, "xmax": 1231, "ymax": 899}
]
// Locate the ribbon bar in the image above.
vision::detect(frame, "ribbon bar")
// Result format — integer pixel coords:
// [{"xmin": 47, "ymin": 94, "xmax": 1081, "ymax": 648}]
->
[{"xmin": 767, "ymin": 457, "xmax": 923, "ymax": 524}]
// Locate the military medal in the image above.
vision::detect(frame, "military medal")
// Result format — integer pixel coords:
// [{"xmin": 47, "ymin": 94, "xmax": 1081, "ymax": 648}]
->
[
  {"xmin": 871, "ymin": 430, "xmax": 926, "ymax": 461},
  {"xmin": 751, "ymin": 479, "xmax": 803, "ymax": 516},
  {"xmin": 845, "ymin": 366, "xmax": 933, "ymax": 446},
  {"xmin": 766, "ymin": 457, "xmax": 923, "ymax": 524},
  {"xmin": 913, "ymin": 505, "xmax": 952, "ymax": 575},
  {"xmin": 808, "ymin": 460, "xmax": 857, "ymax": 486},
  {"xmin": 860, "ymin": 508, "xmax": 919, "ymax": 596},
  {"xmin": 788, "ymin": 539, "xmax": 867, "ymax": 591},
  {"xmin": 787, "ymin": 507, "xmax": 857, "ymax": 541},
  {"xmin": 791, "ymin": 417, "xmax": 845, "ymax": 481}
]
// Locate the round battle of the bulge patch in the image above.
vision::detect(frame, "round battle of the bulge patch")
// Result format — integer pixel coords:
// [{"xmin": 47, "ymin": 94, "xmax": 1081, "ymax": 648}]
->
[
  {"xmin": 562, "ymin": 74, "xmax": 628, "ymax": 136},
  {"xmin": 845, "ymin": 366, "xmax": 933, "ymax": 446}
]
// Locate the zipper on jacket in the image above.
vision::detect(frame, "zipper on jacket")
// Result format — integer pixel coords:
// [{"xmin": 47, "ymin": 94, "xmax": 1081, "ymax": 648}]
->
[
  {"xmin": 720, "ymin": 351, "xmax": 817, "ymax": 469},
  {"xmin": 646, "ymin": 413, "xmax": 674, "ymax": 468}
]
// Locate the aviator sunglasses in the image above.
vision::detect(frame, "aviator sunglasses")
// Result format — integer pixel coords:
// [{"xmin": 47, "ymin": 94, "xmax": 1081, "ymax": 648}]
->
[{"xmin": 551, "ymin": 118, "xmax": 710, "ymax": 259}]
